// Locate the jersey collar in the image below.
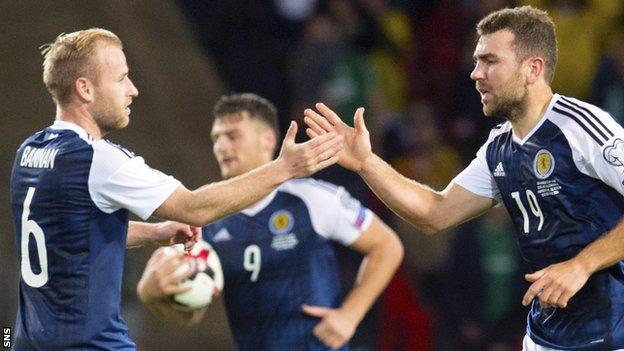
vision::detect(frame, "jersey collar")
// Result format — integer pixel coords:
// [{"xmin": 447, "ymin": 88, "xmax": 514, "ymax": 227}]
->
[
  {"xmin": 511, "ymin": 93, "xmax": 560, "ymax": 145},
  {"xmin": 50, "ymin": 120, "xmax": 94, "ymax": 142},
  {"xmin": 241, "ymin": 189, "xmax": 278, "ymax": 217}
]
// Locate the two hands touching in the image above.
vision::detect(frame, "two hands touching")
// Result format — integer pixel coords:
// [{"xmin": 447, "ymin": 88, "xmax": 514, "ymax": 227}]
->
[
  {"xmin": 276, "ymin": 119, "xmax": 345, "ymax": 179},
  {"xmin": 303, "ymin": 104, "xmax": 372, "ymax": 173}
]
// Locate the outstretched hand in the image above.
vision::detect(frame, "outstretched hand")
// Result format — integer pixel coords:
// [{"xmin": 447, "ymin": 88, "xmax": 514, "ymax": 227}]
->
[
  {"xmin": 276, "ymin": 120, "xmax": 343, "ymax": 178},
  {"xmin": 522, "ymin": 258, "xmax": 591, "ymax": 308},
  {"xmin": 304, "ymin": 103, "xmax": 373, "ymax": 172},
  {"xmin": 302, "ymin": 304, "xmax": 357, "ymax": 349}
]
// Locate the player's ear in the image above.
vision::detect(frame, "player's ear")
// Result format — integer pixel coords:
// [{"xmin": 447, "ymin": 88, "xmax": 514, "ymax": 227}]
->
[
  {"xmin": 74, "ymin": 77, "xmax": 95, "ymax": 103},
  {"xmin": 526, "ymin": 56, "xmax": 545, "ymax": 84}
]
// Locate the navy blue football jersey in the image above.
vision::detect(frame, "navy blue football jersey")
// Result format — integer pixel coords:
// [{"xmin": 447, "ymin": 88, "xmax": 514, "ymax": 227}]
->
[
  {"xmin": 203, "ymin": 179, "xmax": 372, "ymax": 351},
  {"xmin": 455, "ymin": 94, "xmax": 624, "ymax": 350},
  {"xmin": 10, "ymin": 121, "xmax": 180, "ymax": 350}
]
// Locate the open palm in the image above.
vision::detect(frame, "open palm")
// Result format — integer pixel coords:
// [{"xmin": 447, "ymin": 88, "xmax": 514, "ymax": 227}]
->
[{"xmin": 304, "ymin": 103, "xmax": 372, "ymax": 172}]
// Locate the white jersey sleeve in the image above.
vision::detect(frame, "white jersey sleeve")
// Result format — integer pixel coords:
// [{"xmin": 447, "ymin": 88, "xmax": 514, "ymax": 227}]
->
[
  {"xmin": 549, "ymin": 96, "xmax": 624, "ymax": 195},
  {"xmin": 452, "ymin": 124, "xmax": 509, "ymax": 202},
  {"xmin": 88, "ymin": 140, "xmax": 181, "ymax": 220},
  {"xmin": 280, "ymin": 179, "xmax": 373, "ymax": 246}
]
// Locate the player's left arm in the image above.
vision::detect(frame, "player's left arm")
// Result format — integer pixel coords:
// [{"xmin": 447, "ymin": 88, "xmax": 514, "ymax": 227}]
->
[
  {"xmin": 523, "ymin": 218, "xmax": 624, "ymax": 309},
  {"xmin": 302, "ymin": 215, "xmax": 403, "ymax": 349},
  {"xmin": 126, "ymin": 221, "xmax": 200, "ymax": 250}
]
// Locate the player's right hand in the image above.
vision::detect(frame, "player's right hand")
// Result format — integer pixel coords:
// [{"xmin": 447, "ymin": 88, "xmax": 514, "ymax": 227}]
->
[
  {"xmin": 137, "ymin": 247, "xmax": 194, "ymax": 303},
  {"xmin": 154, "ymin": 221, "xmax": 201, "ymax": 250},
  {"xmin": 304, "ymin": 104, "xmax": 373, "ymax": 172},
  {"xmin": 302, "ymin": 304, "xmax": 356, "ymax": 349}
]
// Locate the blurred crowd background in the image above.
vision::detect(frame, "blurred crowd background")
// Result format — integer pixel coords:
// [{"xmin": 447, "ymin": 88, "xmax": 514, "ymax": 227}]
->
[{"xmin": 2, "ymin": 0, "xmax": 624, "ymax": 350}]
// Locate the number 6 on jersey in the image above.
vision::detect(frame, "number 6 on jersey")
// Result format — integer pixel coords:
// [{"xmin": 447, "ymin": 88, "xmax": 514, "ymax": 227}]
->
[{"xmin": 21, "ymin": 187, "xmax": 49, "ymax": 288}]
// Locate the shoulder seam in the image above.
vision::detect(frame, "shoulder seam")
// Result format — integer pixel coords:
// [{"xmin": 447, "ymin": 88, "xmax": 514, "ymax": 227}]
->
[
  {"xmin": 560, "ymin": 97, "xmax": 614, "ymax": 138},
  {"xmin": 485, "ymin": 123, "xmax": 512, "ymax": 145},
  {"xmin": 552, "ymin": 99, "xmax": 612, "ymax": 146},
  {"xmin": 103, "ymin": 140, "xmax": 134, "ymax": 159},
  {"xmin": 284, "ymin": 178, "xmax": 340, "ymax": 195}
]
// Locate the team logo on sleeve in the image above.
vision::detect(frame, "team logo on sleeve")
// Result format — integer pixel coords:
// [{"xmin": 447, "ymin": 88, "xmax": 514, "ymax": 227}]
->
[
  {"xmin": 533, "ymin": 149, "xmax": 555, "ymax": 179},
  {"xmin": 603, "ymin": 138, "xmax": 624, "ymax": 167},
  {"xmin": 269, "ymin": 210, "xmax": 294, "ymax": 235}
]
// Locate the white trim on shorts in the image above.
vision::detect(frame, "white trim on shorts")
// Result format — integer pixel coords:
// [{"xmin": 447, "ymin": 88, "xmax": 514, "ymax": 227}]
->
[{"xmin": 523, "ymin": 335, "xmax": 563, "ymax": 351}]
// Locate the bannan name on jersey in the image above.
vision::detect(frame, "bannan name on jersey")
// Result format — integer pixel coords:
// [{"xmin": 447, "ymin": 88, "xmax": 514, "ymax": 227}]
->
[{"xmin": 20, "ymin": 146, "xmax": 60, "ymax": 169}]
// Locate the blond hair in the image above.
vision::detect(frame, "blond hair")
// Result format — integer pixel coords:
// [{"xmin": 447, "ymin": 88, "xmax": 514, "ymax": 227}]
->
[
  {"xmin": 41, "ymin": 28, "xmax": 122, "ymax": 104},
  {"xmin": 477, "ymin": 6, "xmax": 558, "ymax": 84}
]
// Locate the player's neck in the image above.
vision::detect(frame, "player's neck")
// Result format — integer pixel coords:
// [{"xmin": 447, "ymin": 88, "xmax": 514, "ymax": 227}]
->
[
  {"xmin": 511, "ymin": 87, "xmax": 553, "ymax": 140},
  {"xmin": 55, "ymin": 104, "xmax": 105, "ymax": 140}
]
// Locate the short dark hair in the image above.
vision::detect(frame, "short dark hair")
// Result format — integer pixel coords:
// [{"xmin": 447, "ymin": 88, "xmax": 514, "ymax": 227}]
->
[
  {"xmin": 477, "ymin": 5, "xmax": 558, "ymax": 84},
  {"xmin": 213, "ymin": 93, "xmax": 279, "ymax": 134}
]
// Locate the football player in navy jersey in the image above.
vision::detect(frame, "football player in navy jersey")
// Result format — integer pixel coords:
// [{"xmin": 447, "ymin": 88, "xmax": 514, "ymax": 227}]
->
[
  {"xmin": 10, "ymin": 29, "xmax": 343, "ymax": 350},
  {"xmin": 137, "ymin": 93, "xmax": 403, "ymax": 350},
  {"xmin": 304, "ymin": 6, "xmax": 624, "ymax": 351}
]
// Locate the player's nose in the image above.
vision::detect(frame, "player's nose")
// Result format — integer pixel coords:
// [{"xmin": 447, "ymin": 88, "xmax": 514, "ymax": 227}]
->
[
  {"xmin": 128, "ymin": 78, "xmax": 139, "ymax": 97},
  {"xmin": 213, "ymin": 138, "xmax": 230, "ymax": 156},
  {"xmin": 470, "ymin": 63, "xmax": 484, "ymax": 81}
]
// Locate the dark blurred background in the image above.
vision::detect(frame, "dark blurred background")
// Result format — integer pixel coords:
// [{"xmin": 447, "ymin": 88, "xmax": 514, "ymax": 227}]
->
[{"xmin": 2, "ymin": 0, "xmax": 624, "ymax": 350}]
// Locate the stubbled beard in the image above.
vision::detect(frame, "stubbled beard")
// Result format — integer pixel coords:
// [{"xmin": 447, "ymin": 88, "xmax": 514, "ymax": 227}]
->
[
  {"xmin": 93, "ymin": 103, "xmax": 127, "ymax": 134},
  {"xmin": 490, "ymin": 85, "xmax": 528, "ymax": 123},
  {"xmin": 91, "ymin": 90, "xmax": 128, "ymax": 134},
  {"xmin": 95, "ymin": 113, "xmax": 126, "ymax": 134}
]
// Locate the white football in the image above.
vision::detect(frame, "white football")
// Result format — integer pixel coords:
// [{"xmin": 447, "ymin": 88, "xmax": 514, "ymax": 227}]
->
[{"xmin": 163, "ymin": 240, "xmax": 224, "ymax": 310}]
